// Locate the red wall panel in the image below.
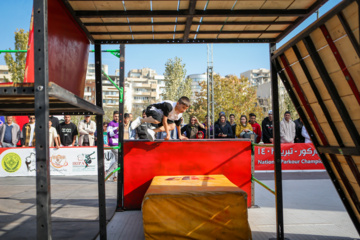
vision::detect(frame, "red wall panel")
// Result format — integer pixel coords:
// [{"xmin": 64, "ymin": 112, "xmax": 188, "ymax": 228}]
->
[
  {"xmin": 47, "ymin": 0, "xmax": 89, "ymax": 97},
  {"xmin": 123, "ymin": 140, "xmax": 252, "ymax": 209}
]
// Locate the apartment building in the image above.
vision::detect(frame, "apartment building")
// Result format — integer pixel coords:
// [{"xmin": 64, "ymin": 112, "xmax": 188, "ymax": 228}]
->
[
  {"xmin": 84, "ymin": 64, "xmax": 112, "ymax": 106},
  {"xmin": 103, "ymin": 75, "xmax": 120, "ymax": 108},
  {"xmin": 84, "ymin": 65, "xmax": 165, "ymax": 111},
  {"xmin": 240, "ymin": 68, "xmax": 270, "ymax": 86},
  {"xmin": 124, "ymin": 68, "xmax": 165, "ymax": 113},
  {"xmin": 0, "ymin": 65, "xmax": 11, "ymax": 83},
  {"xmin": 240, "ymin": 68, "xmax": 286, "ymax": 113},
  {"xmin": 84, "ymin": 79, "xmax": 96, "ymax": 104}
]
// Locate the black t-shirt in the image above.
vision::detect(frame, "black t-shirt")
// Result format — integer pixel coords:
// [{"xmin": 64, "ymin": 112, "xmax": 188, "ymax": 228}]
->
[{"xmin": 58, "ymin": 122, "xmax": 78, "ymax": 146}]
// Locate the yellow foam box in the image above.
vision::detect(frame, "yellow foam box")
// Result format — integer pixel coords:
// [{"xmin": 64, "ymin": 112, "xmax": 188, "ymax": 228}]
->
[{"xmin": 142, "ymin": 175, "xmax": 252, "ymax": 240}]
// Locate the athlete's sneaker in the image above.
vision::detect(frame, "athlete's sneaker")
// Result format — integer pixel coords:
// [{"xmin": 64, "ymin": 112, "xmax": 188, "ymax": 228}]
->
[
  {"xmin": 146, "ymin": 128, "xmax": 156, "ymax": 141},
  {"xmin": 130, "ymin": 116, "xmax": 142, "ymax": 130}
]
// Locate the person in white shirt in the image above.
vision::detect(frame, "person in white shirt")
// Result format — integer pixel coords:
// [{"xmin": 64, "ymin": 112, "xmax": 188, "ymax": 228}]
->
[
  {"xmin": 78, "ymin": 115, "xmax": 96, "ymax": 146},
  {"xmin": 280, "ymin": 111, "xmax": 296, "ymax": 143},
  {"xmin": 49, "ymin": 120, "xmax": 60, "ymax": 148}
]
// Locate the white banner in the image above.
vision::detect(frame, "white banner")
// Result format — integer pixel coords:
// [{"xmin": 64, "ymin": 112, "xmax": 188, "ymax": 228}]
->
[{"xmin": 0, "ymin": 147, "xmax": 116, "ymax": 177}]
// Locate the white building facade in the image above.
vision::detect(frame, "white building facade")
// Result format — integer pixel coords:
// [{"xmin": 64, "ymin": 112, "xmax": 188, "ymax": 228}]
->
[
  {"xmin": 187, "ymin": 73, "xmax": 207, "ymax": 101},
  {"xmin": 0, "ymin": 65, "xmax": 12, "ymax": 83},
  {"xmin": 84, "ymin": 65, "xmax": 166, "ymax": 111},
  {"xmin": 124, "ymin": 68, "xmax": 165, "ymax": 113},
  {"xmin": 240, "ymin": 68, "xmax": 286, "ymax": 113},
  {"xmin": 240, "ymin": 68, "xmax": 270, "ymax": 86},
  {"xmin": 84, "ymin": 64, "xmax": 114, "ymax": 106}
]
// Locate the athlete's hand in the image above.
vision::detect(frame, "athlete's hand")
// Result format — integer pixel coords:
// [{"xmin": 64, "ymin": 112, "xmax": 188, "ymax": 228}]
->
[
  {"xmin": 179, "ymin": 135, "xmax": 188, "ymax": 140},
  {"xmin": 164, "ymin": 135, "xmax": 170, "ymax": 141}
]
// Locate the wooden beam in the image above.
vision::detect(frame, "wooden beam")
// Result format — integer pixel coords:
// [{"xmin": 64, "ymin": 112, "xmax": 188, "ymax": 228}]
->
[
  {"xmin": 183, "ymin": 0, "xmax": 196, "ymax": 43},
  {"xmin": 84, "ymin": 21, "xmax": 294, "ymax": 27},
  {"xmin": 75, "ymin": 9, "xmax": 309, "ymax": 18}
]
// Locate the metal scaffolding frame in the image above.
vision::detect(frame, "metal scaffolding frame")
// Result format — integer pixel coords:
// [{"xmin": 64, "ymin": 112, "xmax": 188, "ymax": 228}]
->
[
  {"xmin": 206, "ymin": 44, "xmax": 215, "ymax": 139},
  {"xmin": 6, "ymin": 0, "xmax": 347, "ymax": 239}
]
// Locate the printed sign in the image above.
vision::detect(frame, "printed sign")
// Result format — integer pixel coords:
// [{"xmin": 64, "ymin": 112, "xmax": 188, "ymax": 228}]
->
[
  {"xmin": 254, "ymin": 143, "xmax": 325, "ymax": 171},
  {"xmin": 0, "ymin": 147, "xmax": 116, "ymax": 177}
]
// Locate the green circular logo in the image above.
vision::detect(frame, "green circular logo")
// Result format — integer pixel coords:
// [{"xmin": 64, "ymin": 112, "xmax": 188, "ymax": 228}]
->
[{"xmin": 2, "ymin": 153, "xmax": 21, "ymax": 173}]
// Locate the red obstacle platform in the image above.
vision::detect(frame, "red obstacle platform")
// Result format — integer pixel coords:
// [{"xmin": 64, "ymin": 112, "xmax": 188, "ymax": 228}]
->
[{"xmin": 123, "ymin": 140, "xmax": 252, "ymax": 209}]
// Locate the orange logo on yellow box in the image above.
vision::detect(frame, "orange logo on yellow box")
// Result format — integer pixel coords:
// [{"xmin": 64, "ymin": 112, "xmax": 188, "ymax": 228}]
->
[{"xmin": 166, "ymin": 176, "xmax": 215, "ymax": 181}]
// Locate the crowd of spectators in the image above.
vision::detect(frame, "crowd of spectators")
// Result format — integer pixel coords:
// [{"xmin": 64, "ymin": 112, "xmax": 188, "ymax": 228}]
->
[
  {"xmin": 125, "ymin": 109, "xmax": 310, "ymax": 144},
  {"xmin": 0, "ymin": 109, "xmax": 311, "ymax": 148},
  {"xmin": 0, "ymin": 115, "xmax": 97, "ymax": 148}
]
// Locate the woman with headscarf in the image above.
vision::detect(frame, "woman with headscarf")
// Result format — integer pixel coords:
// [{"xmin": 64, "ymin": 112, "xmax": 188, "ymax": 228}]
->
[
  {"xmin": 236, "ymin": 115, "xmax": 254, "ymax": 138},
  {"xmin": 214, "ymin": 115, "xmax": 234, "ymax": 138},
  {"xmin": 181, "ymin": 116, "xmax": 205, "ymax": 139}
]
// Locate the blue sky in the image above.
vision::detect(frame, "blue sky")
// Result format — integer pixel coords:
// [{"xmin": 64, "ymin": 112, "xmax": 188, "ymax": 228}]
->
[{"xmin": 0, "ymin": 0, "xmax": 342, "ymax": 77}]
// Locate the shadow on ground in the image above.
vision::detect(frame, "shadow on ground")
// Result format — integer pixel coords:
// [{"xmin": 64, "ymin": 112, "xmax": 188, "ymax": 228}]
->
[{"xmin": 252, "ymin": 231, "xmax": 360, "ymax": 240}]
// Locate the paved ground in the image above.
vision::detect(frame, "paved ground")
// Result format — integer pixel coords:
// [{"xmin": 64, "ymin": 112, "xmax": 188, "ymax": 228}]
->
[
  {"xmin": 0, "ymin": 176, "xmax": 117, "ymax": 240},
  {"xmin": 1, "ymin": 172, "xmax": 359, "ymax": 240},
  {"xmin": 250, "ymin": 172, "xmax": 360, "ymax": 240}
]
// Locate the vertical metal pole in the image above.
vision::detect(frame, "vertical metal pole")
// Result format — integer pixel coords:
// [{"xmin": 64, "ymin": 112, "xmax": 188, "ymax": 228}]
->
[
  {"xmin": 95, "ymin": 44, "xmax": 107, "ymax": 239},
  {"xmin": 33, "ymin": 0, "xmax": 51, "ymax": 239},
  {"xmin": 211, "ymin": 65, "xmax": 214, "ymax": 139},
  {"xmin": 206, "ymin": 67, "xmax": 214, "ymax": 139},
  {"xmin": 206, "ymin": 44, "xmax": 210, "ymax": 139},
  {"xmin": 270, "ymin": 43, "xmax": 285, "ymax": 240},
  {"xmin": 251, "ymin": 154, "xmax": 255, "ymax": 206},
  {"xmin": 117, "ymin": 44, "xmax": 125, "ymax": 209},
  {"xmin": 206, "ymin": 44, "xmax": 215, "ymax": 139},
  {"xmin": 206, "ymin": 64, "xmax": 210, "ymax": 138}
]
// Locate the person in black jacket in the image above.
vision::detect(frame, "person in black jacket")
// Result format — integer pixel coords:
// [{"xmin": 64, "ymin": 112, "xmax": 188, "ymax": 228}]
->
[
  {"xmin": 294, "ymin": 118, "xmax": 305, "ymax": 143},
  {"xmin": 215, "ymin": 115, "xmax": 234, "ymax": 138},
  {"xmin": 229, "ymin": 114, "xmax": 237, "ymax": 138},
  {"xmin": 215, "ymin": 111, "xmax": 231, "ymax": 126},
  {"xmin": 181, "ymin": 116, "xmax": 205, "ymax": 139},
  {"xmin": 262, "ymin": 110, "xmax": 273, "ymax": 143}
]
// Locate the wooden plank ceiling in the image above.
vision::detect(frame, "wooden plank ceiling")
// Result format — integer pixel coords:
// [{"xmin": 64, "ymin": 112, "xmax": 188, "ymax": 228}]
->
[
  {"xmin": 272, "ymin": 0, "xmax": 360, "ymax": 233},
  {"xmin": 62, "ymin": 0, "xmax": 328, "ymax": 44}
]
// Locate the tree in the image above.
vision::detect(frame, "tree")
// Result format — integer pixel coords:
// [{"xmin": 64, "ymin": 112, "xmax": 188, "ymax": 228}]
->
[
  {"xmin": 104, "ymin": 107, "xmax": 119, "ymax": 123},
  {"xmin": 282, "ymin": 92, "xmax": 299, "ymax": 119},
  {"xmin": 188, "ymin": 75, "xmax": 264, "ymax": 124},
  {"xmin": 4, "ymin": 29, "xmax": 29, "ymax": 83},
  {"xmin": 161, "ymin": 57, "xmax": 192, "ymax": 101}
]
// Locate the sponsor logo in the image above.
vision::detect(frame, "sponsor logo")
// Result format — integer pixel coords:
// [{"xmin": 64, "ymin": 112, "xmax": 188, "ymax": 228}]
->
[
  {"xmin": 2, "ymin": 153, "xmax": 21, "ymax": 173},
  {"xmin": 77, "ymin": 152, "xmax": 95, "ymax": 168},
  {"xmin": 104, "ymin": 151, "xmax": 114, "ymax": 162},
  {"xmin": 50, "ymin": 154, "xmax": 68, "ymax": 168},
  {"xmin": 75, "ymin": 152, "xmax": 96, "ymax": 169},
  {"xmin": 25, "ymin": 152, "xmax": 36, "ymax": 172},
  {"xmin": 165, "ymin": 176, "xmax": 215, "ymax": 181}
]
